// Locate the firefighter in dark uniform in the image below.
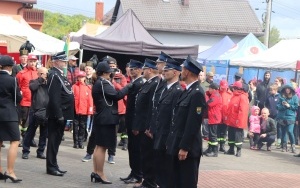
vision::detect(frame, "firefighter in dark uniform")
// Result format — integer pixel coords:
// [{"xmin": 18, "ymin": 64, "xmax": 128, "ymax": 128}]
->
[
  {"xmin": 148, "ymin": 51, "xmax": 170, "ymax": 136},
  {"xmin": 46, "ymin": 51, "xmax": 74, "ymax": 176},
  {"xmin": 131, "ymin": 59, "xmax": 159, "ymax": 188},
  {"xmin": 166, "ymin": 55, "xmax": 206, "ymax": 188},
  {"xmin": 153, "ymin": 58, "xmax": 183, "ymax": 188},
  {"xmin": 120, "ymin": 60, "xmax": 144, "ymax": 184}
]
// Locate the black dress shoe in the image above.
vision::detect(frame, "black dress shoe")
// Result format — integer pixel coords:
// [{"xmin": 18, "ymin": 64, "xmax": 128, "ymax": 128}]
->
[
  {"xmin": 22, "ymin": 153, "xmax": 29, "ymax": 159},
  {"xmin": 0, "ymin": 172, "xmax": 4, "ymax": 180},
  {"xmin": 120, "ymin": 174, "xmax": 132, "ymax": 181},
  {"xmin": 58, "ymin": 169, "xmax": 67, "ymax": 174},
  {"xmin": 124, "ymin": 177, "xmax": 141, "ymax": 184},
  {"xmin": 73, "ymin": 144, "xmax": 78, "ymax": 149},
  {"xmin": 47, "ymin": 170, "xmax": 64, "ymax": 176},
  {"xmin": 37, "ymin": 154, "xmax": 46, "ymax": 159}
]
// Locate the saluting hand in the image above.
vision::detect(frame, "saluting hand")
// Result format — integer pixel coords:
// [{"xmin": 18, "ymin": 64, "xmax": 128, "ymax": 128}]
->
[
  {"xmin": 145, "ymin": 130, "xmax": 153, "ymax": 139},
  {"xmin": 178, "ymin": 149, "xmax": 188, "ymax": 161}
]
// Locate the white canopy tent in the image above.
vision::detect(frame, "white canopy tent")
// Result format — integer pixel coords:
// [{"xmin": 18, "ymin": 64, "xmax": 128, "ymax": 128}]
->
[
  {"xmin": 0, "ymin": 14, "xmax": 79, "ymax": 55},
  {"xmin": 231, "ymin": 39, "xmax": 300, "ymax": 70}
]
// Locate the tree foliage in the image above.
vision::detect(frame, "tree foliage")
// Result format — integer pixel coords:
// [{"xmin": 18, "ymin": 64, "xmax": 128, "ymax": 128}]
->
[
  {"xmin": 258, "ymin": 26, "xmax": 281, "ymax": 48},
  {"xmin": 42, "ymin": 11, "xmax": 96, "ymax": 40}
]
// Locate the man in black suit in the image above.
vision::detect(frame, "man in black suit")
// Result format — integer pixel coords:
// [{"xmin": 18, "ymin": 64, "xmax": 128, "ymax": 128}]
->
[
  {"xmin": 46, "ymin": 51, "xmax": 74, "ymax": 176},
  {"xmin": 120, "ymin": 60, "xmax": 144, "ymax": 184},
  {"xmin": 131, "ymin": 59, "xmax": 159, "ymax": 188},
  {"xmin": 166, "ymin": 55, "xmax": 206, "ymax": 188},
  {"xmin": 153, "ymin": 57, "xmax": 183, "ymax": 188}
]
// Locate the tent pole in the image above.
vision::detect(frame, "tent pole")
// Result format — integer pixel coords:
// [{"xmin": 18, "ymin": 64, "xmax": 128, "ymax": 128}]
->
[
  {"xmin": 226, "ymin": 61, "xmax": 230, "ymax": 82},
  {"xmin": 79, "ymin": 49, "xmax": 83, "ymax": 65}
]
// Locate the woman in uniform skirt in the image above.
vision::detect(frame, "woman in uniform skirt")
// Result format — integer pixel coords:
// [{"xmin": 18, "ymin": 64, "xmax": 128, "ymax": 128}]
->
[
  {"xmin": 91, "ymin": 61, "xmax": 129, "ymax": 184},
  {"xmin": 0, "ymin": 55, "xmax": 22, "ymax": 183}
]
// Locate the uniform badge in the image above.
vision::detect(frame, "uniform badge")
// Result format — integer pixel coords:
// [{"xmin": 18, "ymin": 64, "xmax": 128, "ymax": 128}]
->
[{"xmin": 196, "ymin": 107, "xmax": 202, "ymax": 114}]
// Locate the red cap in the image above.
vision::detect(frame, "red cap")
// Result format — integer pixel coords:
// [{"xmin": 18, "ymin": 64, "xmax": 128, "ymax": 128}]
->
[
  {"xmin": 219, "ymin": 80, "xmax": 228, "ymax": 88},
  {"xmin": 28, "ymin": 54, "xmax": 37, "ymax": 60},
  {"xmin": 232, "ymin": 81, "xmax": 243, "ymax": 89},
  {"xmin": 77, "ymin": 71, "xmax": 86, "ymax": 78}
]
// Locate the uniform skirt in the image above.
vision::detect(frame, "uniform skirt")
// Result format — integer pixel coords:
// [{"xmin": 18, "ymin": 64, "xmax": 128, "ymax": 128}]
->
[
  {"xmin": 0, "ymin": 121, "xmax": 20, "ymax": 141},
  {"xmin": 94, "ymin": 124, "xmax": 116, "ymax": 148}
]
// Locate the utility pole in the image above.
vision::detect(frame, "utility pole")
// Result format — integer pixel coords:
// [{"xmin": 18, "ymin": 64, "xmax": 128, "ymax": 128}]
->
[{"xmin": 263, "ymin": 0, "xmax": 272, "ymax": 48}]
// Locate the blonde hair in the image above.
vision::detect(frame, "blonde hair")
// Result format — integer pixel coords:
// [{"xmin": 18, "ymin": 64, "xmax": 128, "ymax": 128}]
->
[{"xmin": 269, "ymin": 84, "xmax": 278, "ymax": 91}]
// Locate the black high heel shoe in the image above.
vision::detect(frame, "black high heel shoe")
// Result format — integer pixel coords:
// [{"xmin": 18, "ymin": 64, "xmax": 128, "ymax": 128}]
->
[
  {"xmin": 90, "ymin": 172, "xmax": 99, "ymax": 183},
  {"xmin": 4, "ymin": 172, "xmax": 22, "ymax": 183},
  {"xmin": 93, "ymin": 173, "xmax": 112, "ymax": 184}
]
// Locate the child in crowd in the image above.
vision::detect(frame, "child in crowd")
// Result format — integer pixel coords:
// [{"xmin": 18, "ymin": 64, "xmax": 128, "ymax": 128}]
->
[
  {"xmin": 265, "ymin": 84, "xmax": 280, "ymax": 148},
  {"xmin": 249, "ymin": 106, "xmax": 261, "ymax": 149},
  {"xmin": 205, "ymin": 83, "xmax": 223, "ymax": 157},
  {"xmin": 72, "ymin": 71, "xmax": 93, "ymax": 149}
]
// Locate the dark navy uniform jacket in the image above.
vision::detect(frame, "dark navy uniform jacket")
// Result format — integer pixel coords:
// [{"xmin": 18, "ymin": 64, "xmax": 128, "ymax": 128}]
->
[
  {"xmin": 92, "ymin": 77, "xmax": 128, "ymax": 126},
  {"xmin": 0, "ymin": 71, "xmax": 22, "ymax": 122},
  {"xmin": 153, "ymin": 81, "xmax": 182, "ymax": 150},
  {"xmin": 47, "ymin": 67, "xmax": 74, "ymax": 120},
  {"xmin": 125, "ymin": 76, "xmax": 144, "ymax": 130},
  {"xmin": 132, "ymin": 76, "xmax": 159, "ymax": 132},
  {"xmin": 166, "ymin": 81, "xmax": 206, "ymax": 157}
]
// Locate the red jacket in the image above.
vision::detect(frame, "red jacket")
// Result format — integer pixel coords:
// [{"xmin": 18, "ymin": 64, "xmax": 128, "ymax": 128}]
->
[
  {"xmin": 113, "ymin": 73, "xmax": 127, "ymax": 115},
  {"xmin": 72, "ymin": 81, "xmax": 93, "ymax": 115},
  {"xmin": 219, "ymin": 89, "xmax": 232, "ymax": 123},
  {"xmin": 225, "ymin": 90, "xmax": 249, "ymax": 129},
  {"xmin": 16, "ymin": 67, "xmax": 38, "ymax": 107},
  {"xmin": 206, "ymin": 90, "xmax": 222, "ymax": 125}
]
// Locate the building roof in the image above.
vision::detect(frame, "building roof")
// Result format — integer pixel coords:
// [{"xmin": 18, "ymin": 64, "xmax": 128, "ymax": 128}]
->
[
  {"xmin": 2, "ymin": 0, "xmax": 37, "ymax": 4},
  {"xmin": 102, "ymin": 7, "xmax": 114, "ymax": 26},
  {"xmin": 112, "ymin": 0, "xmax": 263, "ymax": 36}
]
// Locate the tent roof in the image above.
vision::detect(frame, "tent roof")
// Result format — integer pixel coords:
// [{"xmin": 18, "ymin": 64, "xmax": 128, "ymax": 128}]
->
[
  {"xmin": 230, "ymin": 39, "xmax": 300, "ymax": 69},
  {"xmin": 197, "ymin": 36, "xmax": 235, "ymax": 61},
  {"xmin": 96, "ymin": 9, "xmax": 161, "ymax": 45},
  {"xmin": 0, "ymin": 14, "xmax": 79, "ymax": 55},
  {"xmin": 72, "ymin": 9, "xmax": 198, "ymax": 59},
  {"xmin": 220, "ymin": 33, "xmax": 267, "ymax": 60}
]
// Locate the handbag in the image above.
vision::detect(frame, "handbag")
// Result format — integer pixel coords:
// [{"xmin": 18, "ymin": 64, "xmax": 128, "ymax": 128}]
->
[{"xmin": 34, "ymin": 108, "xmax": 47, "ymax": 123}]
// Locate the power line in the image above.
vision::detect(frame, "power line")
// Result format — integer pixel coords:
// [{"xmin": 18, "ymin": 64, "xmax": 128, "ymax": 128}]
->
[{"xmin": 273, "ymin": 0, "xmax": 300, "ymax": 18}]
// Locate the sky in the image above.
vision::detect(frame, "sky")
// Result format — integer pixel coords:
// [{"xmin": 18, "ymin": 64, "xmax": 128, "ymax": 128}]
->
[{"xmin": 35, "ymin": 0, "xmax": 300, "ymax": 39}]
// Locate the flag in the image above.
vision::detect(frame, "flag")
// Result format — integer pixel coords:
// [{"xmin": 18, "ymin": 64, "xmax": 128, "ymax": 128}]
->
[{"xmin": 63, "ymin": 34, "xmax": 70, "ymax": 76}]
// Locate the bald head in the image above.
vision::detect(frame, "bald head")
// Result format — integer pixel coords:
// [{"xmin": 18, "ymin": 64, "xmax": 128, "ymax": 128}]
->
[{"xmin": 38, "ymin": 67, "xmax": 48, "ymax": 80}]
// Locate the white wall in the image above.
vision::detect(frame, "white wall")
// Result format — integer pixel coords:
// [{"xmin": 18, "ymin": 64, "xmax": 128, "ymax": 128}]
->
[{"xmin": 148, "ymin": 31, "xmax": 244, "ymax": 50}]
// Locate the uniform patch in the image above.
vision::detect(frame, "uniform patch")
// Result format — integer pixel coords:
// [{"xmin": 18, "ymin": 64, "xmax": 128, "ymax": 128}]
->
[{"xmin": 196, "ymin": 107, "xmax": 202, "ymax": 114}]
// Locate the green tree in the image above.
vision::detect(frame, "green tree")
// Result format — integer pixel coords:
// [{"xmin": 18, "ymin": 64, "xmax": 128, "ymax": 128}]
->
[
  {"xmin": 258, "ymin": 26, "xmax": 281, "ymax": 48},
  {"xmin": 42, "ymin": 11, "xmax": 96, "ymax": 40}
]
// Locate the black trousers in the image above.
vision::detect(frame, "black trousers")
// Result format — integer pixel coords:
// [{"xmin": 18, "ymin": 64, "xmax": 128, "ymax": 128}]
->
[
  {"xmin": 155, "ymin": 149, "xmax": 174, "ymax": 188},
  {"xmin": 208, "ymin": 124, "xmax": 218, "ymax": 145},
  {"xmin": 171, "ymin": 155, "xmax": 201, "ymax": 188},
  {"xmin": 217, "ymin": 123, "xmax": 227, "ymax": 142},
  {"xmin": 140, "ymin": 133, "xmax": 156, "ymax": 188},
  {"xmin": 46, "ymin": 119, "xmax": 65, "ymax": 171},
  {"xmin": 249, "ymin": 133, "xmax": 260, "ymax": 147},
  {"xmin": 127, "ymin": 129, "xmax": 142, "ymax": 180},
  {"xmin": 228, "ymin": 126, "xmax": 244, "ymax": 148},
  {"xmin": 73, "ymin": 114, "xmax": 87, "ymax": 146},
  {"xmin": 23, "ymin": 110, "xmax": 47, "ymax": 155},
  {"xmin": 86, "ymin": 128, "xmax": 95, "ymax": 155}
]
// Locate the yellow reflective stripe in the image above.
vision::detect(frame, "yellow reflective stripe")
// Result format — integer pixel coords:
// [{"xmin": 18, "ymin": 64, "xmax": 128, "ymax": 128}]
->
[
  {"xmin": 121, "ymin": 135, "xmax": 128, "ymax": 139},
  {"xmin": 20, "ymin": 127, "xmax": 27, "ymax": 131},
  {"xmin": 209, "ymin": 142, "xmax": 218, "ymax": 146},
  {"xmin": 235, "ymin": 142, "xmax": 243, "ymax": 145},
  {"xmin": 218, "ymin": 138, "xmax": 226, "ymax": 141},
  {"xmin": 228, "ymin": 141, "xmax": 235, "ymax": 144}
]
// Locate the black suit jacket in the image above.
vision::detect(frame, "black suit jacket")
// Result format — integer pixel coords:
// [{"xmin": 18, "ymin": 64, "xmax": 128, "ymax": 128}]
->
[
  {"xmin": 166, "ymin": 81, "xmax": 206, "ymax": 157},
  {"xmin": 46, "ymin": 67, "xmax": 74, "ymax": 120},
  {"xmin": 149, "ymin": 78, "xmax": 167, "ymax": 133},
  {"xmin": 132, "ymin": 76, "xmax": 159, "ymax": 131},
  {"xmin": 92, "ymin": 77, "xmax": 128, "ymax": 126},
  {"xmin": 0, "ymin": 71, "xmax": 22, "ymax": 121},
  {"xmin": 125, "ymin": 76, "xmax": 144, "ymax": 130},
  {"xmin": 153, "ymin": 81, "xmax": 182, "ymax": 150}
]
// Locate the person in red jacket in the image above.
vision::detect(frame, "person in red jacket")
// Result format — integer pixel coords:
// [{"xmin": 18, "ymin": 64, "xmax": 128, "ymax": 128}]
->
[
  {"xmin": 72, "ymin": 71, "xmax": 93, "ymax": 149},
  {"xmin": 224, "ymin": 81, "xmax": 249, "ymax": 157},
  {"xmin": 205, "ymin": 83, "xmax": 223, "ymax": 157},
  {"xmin": 16, "ymin": 54, "xmax": 38, "ymax": 145},
  {"xmin": 218, "ymin": 80, "xmax": 232, "ymax": 152}
]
